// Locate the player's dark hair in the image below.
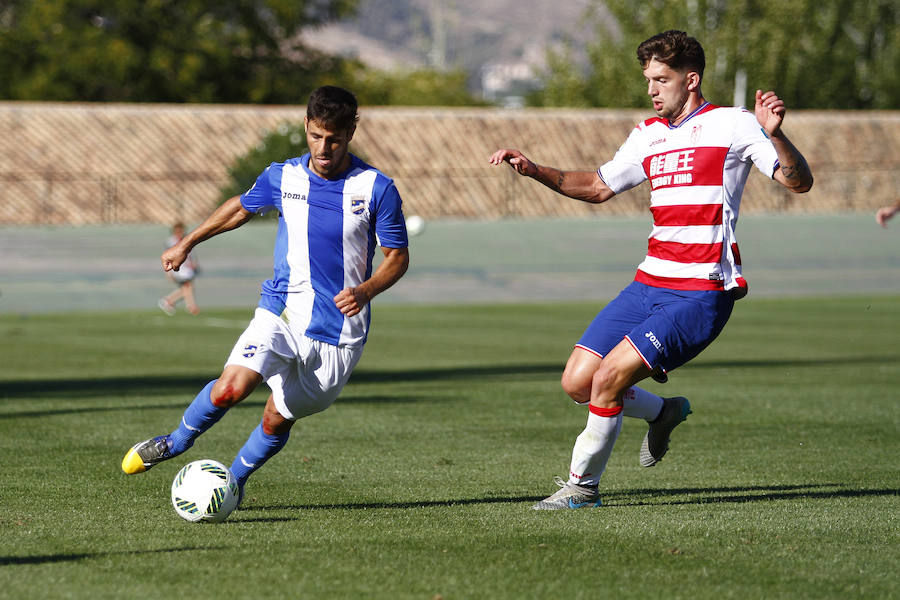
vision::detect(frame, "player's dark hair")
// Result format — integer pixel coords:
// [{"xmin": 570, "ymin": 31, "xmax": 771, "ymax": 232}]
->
[
  {"xmin": 306, "ymin": 86, "xmax": 359, "ymax": 132},
  {"xmin": 637, "ymin": 30, "xmax": 705, "ymax": 80}
]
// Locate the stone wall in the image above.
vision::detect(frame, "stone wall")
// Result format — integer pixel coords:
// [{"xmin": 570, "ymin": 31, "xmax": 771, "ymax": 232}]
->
[{"xmin": 1, "ymin": 102, "xmax": 896, "ymax": 225}]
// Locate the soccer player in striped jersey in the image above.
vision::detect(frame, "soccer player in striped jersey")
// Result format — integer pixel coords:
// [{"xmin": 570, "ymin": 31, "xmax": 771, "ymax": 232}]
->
[
  {"xmin": 122, "ymin": 86, "xmax": 410, "ymax": 505},
  {"xmin": 490, "ymin": 30, "xmax": 812, "ymax": 510}
]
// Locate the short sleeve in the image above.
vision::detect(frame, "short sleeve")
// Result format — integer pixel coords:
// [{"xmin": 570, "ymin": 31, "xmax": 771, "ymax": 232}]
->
[
  {"xmin": 240, "ymin": 163, "xmax": 280, "ymax": 214},
  {"xmin": 598, "ymin": 126, "xmax": 649, "ymax": 194},
  {"xmin": 372, "ymin": 178, "xmax": 408, "ymax": 248},
  {"xmin": 733, "ymin": 110, "xmax": 779, "ymax": 179}
]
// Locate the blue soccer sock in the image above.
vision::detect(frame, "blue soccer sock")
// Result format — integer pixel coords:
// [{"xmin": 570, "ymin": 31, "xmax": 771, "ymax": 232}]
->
[
  {"xmin": 230, "ymin": 423, "xmax": 291, "ymax": 488},
  {"xmin": 168, "ymin": 380, "xmax": 229, "ymax": 454}
]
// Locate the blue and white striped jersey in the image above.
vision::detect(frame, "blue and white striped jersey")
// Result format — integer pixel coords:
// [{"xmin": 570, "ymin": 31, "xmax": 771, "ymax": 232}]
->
[{"xmin": 240, "ymin": 153, "xmax": 408, "ymax": 347}]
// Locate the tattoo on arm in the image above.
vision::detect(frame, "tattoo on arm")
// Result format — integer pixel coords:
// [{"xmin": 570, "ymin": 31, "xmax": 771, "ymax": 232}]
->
[
  {"xmin": 780, "ymin": 163, "xmax": 808, "ymax": 180},
  {"xmin": 556, "ymin": 171, "xmax": 565, "ymax": 190}
]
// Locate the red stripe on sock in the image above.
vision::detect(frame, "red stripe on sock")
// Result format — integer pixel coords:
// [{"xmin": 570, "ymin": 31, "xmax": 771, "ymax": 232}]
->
[{"xmin": 589, "ymin": 404, "xmax": 624, "ymax": 417}]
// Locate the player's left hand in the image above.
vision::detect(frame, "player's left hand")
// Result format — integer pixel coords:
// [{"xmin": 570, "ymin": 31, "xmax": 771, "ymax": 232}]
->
[
  {"xmin": 755, "ymin": 89, "xmax": 785, "ymax": 137},
  {"xmin": 334, "ymin": 286, "xmax": 370, "ymax": 317},
  {"xmin": 489, "ymin": 148, "xmax": 537, "ymax": 176}
]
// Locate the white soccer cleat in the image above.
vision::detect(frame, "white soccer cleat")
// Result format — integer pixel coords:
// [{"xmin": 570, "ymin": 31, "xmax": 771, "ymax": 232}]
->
[
  {"xmin": 640, "ymin": 396, "xmax": 691, "ymax": 467},
  {"xmin": 532, "ymin": 477, "xmax": 602, "ymax": 510}
]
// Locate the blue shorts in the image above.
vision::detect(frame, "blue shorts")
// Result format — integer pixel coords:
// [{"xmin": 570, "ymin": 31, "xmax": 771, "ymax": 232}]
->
[{"xmin": 576, "ymin": 281, "xmax": 734, "ymax": 375}]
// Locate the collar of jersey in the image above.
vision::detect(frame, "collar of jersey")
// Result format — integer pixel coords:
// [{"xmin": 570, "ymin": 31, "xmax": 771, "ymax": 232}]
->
[{"xmin": 667, "ymin": 101, "xmax": 711, "ymax": 129}]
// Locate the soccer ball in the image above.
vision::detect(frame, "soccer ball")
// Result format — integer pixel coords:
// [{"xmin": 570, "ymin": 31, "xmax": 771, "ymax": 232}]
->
[
  {"xmin": 405, "ymin": 214, "xmax": 426, "ymax": 237},
  {"xmin": 171, "ymin": 459, "xmax": 240, "ymax": 523}
]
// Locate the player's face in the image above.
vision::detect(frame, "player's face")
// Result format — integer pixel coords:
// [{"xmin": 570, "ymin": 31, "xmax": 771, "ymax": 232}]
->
[
  {"xmin": 305, "ymin": 118, "xmax": 355, "ymax": 179},
  {"xmin": 643, "ymin": 59, "xmax": 698, "ymax": 125}
]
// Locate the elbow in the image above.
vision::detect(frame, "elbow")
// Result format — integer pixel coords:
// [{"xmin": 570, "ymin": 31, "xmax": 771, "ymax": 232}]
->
[
  {"xmin": 590, "ymin": 187, "xmax": 616, "ymax": 204},
  {"xmin": 791, "ymin": 174, "xmax": 814, "ymax": 194}
]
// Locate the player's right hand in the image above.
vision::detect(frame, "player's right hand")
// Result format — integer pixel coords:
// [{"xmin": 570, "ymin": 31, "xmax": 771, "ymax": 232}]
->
[
  {"xmin": 489, "ymin": 149, "xmax": 536, "ymax": 176},
  {"xmin": 161, "ymin": 246, "xmax": 186, "ymax": 272}
]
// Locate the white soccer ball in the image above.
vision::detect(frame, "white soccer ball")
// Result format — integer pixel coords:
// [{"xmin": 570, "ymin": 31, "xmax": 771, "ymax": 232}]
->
[
  {"xmin": 171, "ymin": 459, "xmax": 240, "ymax": 523},
  {"xmin": 405, "ymin": 214, "xmax": 426, "ymax": 237}
]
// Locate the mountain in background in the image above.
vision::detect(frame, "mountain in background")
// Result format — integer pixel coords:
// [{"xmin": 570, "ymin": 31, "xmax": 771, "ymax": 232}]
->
[{"xmin": 301, "ymin": 0, "xmax": 607, "ymax": 106}]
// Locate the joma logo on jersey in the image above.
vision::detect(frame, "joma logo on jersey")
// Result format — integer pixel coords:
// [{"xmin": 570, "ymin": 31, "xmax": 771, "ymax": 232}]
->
[
  {"xmin": 282, "ymin": 191, "xmax": 305, "ymax": 201},
  {"xmin": 242, "ymin": 344, "xmax": 258, "ymax": 358},
  {"xmin": 644, "ymin": 331, "xmax": 663, "ymax": 351}
]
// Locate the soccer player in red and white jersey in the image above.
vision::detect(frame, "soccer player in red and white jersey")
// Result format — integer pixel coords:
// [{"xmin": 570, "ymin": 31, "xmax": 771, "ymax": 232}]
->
[{"xmin": 490, "ymin": 30, "xmax": 812, "ymax": 509}]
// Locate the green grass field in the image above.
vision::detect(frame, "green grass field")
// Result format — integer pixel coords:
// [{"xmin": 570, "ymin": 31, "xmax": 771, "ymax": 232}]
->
[{"xmin": 1, "ymin": 297, "xmax": 898, "ymax": 599}]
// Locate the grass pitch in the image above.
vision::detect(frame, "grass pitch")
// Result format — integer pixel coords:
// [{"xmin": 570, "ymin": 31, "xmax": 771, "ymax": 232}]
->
[{"xmin": 1, "ymin": 297, "xmax": 898, "ymax": 599}]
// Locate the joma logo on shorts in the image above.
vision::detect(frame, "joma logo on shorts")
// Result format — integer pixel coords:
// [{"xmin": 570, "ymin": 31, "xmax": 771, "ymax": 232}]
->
[{"xmin": 644, "ymin": 331, "xmax": 663, "ymax": 351}]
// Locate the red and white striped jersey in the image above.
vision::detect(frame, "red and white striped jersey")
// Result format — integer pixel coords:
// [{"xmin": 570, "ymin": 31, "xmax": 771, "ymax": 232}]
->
[{"xmin": 598, "ymin": 102, "xmax": 779, "ymax": 296}]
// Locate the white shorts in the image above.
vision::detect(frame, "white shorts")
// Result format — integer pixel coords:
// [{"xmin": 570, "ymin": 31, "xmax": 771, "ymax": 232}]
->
[
  {"xmin": 170, "ymin": 265, "xmax": 196, "ymax": 283},
  {"xmin": 225, "ymin": 308, "xmax": 363, "ymax": 420}
]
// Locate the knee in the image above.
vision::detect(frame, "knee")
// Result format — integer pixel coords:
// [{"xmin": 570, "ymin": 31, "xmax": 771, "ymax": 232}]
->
[
  {"xmin": 262, "ymin": 409, "xmax": 294, "ymax": 436},
  {"xmin": 211, "ymin": 376, "xmax": 252, "ymax": 408},
  {"xmin": 590, "ymin": 367, "xmax": 623, "ymax": 406},
  {"xmin": 561, "ymin": 371, "xmax": 590, "ymax": 405}
]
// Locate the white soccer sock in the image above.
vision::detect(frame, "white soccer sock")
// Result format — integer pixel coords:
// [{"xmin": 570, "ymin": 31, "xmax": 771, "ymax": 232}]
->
[
  {"xmin": 567, "ymin": 405, "xmax": 623, "ymax": 487},
  {"xmin": 622, "ymin": 386, "xmax": 664, "ymax": 421}
]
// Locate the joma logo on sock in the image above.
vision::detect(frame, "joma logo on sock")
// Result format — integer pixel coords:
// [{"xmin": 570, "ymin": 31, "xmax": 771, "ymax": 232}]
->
[{"xmin": 644, "ymin": 331, "xmax": 663, "ymax": 351}]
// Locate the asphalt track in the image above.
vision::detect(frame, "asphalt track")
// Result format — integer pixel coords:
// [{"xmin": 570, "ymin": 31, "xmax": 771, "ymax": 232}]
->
[{"xmin": 1, "ymin": 214, "xmax": 898, "ymax": 315}]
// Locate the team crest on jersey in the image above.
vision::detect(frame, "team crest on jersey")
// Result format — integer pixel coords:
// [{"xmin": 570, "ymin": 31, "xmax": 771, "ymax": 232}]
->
[
  {"xmin": 350, "ymin": 195, "xmax": 367, "ymax": 215},
  {"xmin": 691, "ymin": 125, "xmax": 703, "ymax": 144}
]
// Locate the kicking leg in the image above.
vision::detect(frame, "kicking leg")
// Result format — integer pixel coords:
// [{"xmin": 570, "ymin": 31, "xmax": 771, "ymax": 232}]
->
[{"xmin": 121, "ymin": 365, "xmax": 262, "ymax": 474}]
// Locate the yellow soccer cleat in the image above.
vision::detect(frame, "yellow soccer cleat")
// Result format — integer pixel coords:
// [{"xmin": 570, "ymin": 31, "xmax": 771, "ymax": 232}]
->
[{"xmin": 122, "ymin": 435, "xmax": 174, "ymax": 474}]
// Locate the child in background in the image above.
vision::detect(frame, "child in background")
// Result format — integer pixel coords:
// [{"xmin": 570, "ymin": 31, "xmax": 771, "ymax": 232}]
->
[{"xmin": 158, "ymin": 222, "xmax": 200, "ymax": 315}]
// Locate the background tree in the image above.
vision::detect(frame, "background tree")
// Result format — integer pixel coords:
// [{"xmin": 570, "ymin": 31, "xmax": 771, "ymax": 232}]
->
[
  {"xmin": 0, "ymin": 0, "xmax": 483, "ymax": 105},
  {"xmin": 530, "ymin": 0, "xmax": 900, "ymax": 110},
  {"xmin": 0, "ymin": 0, "xmax": 359, "ymax": 103},
  {"xmin": 348, "ymin": 67, "xmax": 483, "ymax": 106}
]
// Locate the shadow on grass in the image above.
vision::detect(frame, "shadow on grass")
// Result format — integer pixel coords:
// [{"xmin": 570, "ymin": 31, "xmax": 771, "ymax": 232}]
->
[
  {"xmin": 4, "ymin": 353, "xmax": 897, "ymax": 403},
  {"xmin": 234, "ymin": 483, "xmax": 899, "ymax": 522},
  {"xmin": 606, "ymin": 484, "xmax": 900, "ymax": 506},
  {"xmin": 0, "ymin": 395, "xmax": 444, "ymax": 419},
  {"xmin": 0, "ymin": 375, "xmax": 215, "ymax": 400},
  {"xmin": 0, "ymin": 546, "xmax": 216, "ymax": 566},
  {"xmin": 0, "ymin": 364, "xmax": 562, "ymax": 403},
  {"xmin": 4, "ymin": 353, "xmax": 897, "ymax": 418},
  {"xmin": 693, "ymin": 355, "xmax": 899, "ymax": 370}
]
